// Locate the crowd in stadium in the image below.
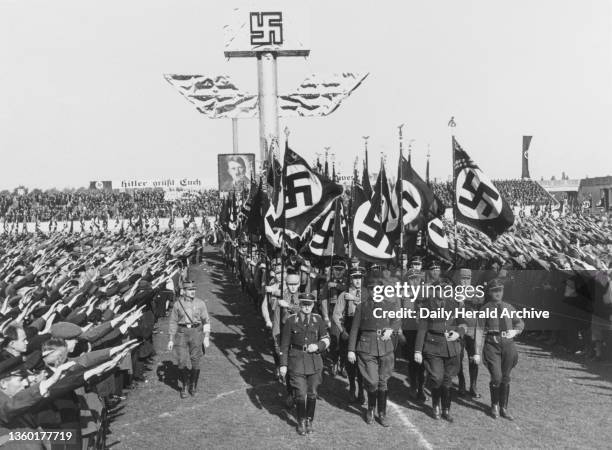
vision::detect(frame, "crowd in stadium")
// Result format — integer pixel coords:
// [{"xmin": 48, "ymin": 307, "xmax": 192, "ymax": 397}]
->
[
  {"xmin": 0, "ymin": 178, "xmax": 609, "ymax": 445},
  {"xmin": 431, "ymin": 179, "xmax": 553, "ymax": 208},
  {"xmin": 0, "ymin": 226, "xmax": 206, "ymax": 447},
  {"xmin": 0, "ymin": 189, "xmax": 222, "ymax": 223}
]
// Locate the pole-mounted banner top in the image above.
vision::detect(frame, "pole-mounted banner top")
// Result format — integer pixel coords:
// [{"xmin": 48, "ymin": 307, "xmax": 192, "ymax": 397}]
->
[{"xmin": 224, "ymin": 10, "xmax": 310, "ymax": 58}]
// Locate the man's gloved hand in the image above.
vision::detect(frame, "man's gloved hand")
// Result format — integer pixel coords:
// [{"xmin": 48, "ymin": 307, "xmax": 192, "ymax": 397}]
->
[
  {"xmin": 381, "ymin": 329, "xmax": 393, "ymax": 341},
  {"xmin": 414, "ymin": 351, "xmax": 423, "ymax": 364},
  {"xmin": 347, "ymin": 351, "xmax": 356, "ymax": 364},
  {"xmin": 279, "ymin": 366, "xmax": 287, "ymax": 377},
  {"xmin": 445, "ymin": 330, "xmax": 460, "ymax": 342},
  {"xmin": 167, "ymin": 341, "xmax": 174, "ymax": 351},
  {"xmin": 471, "ymin": 354, "xmax": 481, "ymax": 365},
  {"xmin": 504, "ymin": 329, "xmax": 519, "ymax": 339}
]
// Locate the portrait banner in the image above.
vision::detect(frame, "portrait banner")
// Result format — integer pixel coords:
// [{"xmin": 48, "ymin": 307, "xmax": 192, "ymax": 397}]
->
[{"xmin": 218, "ymin": 153, "xmax": 255, "ymax": 194}]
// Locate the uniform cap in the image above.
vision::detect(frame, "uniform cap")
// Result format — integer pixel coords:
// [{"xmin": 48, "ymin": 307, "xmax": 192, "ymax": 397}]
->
[
  {"xmin": 183, "ymin": 281, "xmax": 196, "ymax": 290},
  {"xmin": 487, "ymin": 278, "xmax": 504, "ymax": 291},
  {"xmin": 298, "ymin": 293, "xmax": 316, "ymax": 304},
  {"xmin": 50, "ymin": 322, "xmax": 82, "ymax": 340},
  {"xmin": 407, "ymin": 268, "xmax": 423, "ymax": 279},
  {"xmin": 460, "ymin": 268, "xmax": 472, "ymax": 279},
  {"xmin": 429, "ymin": 261, "xmax": 441, "ymax": 270},
  {"xmin": 349, "ymin": 267, "xmax": 366, "ymax": 278},
  {"xmin": 332, "ymin": 259, "xmax": 347, "ymax": 270}
]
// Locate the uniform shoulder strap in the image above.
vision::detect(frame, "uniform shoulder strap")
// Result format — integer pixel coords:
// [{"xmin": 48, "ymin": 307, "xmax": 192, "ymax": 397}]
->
[{"xmin": 176, "ymin": 298, "xmax": 195, "ymax": 324}]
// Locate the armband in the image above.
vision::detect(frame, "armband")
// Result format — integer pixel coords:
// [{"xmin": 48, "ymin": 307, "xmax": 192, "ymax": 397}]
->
[{"xmin": 203, "ymin": 323, "xmax": 211, "ymax": 333}]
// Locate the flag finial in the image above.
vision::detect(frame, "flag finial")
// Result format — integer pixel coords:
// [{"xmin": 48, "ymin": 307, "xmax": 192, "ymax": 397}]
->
[{"xmin": 448, "ymin": 116, "xmax": 456, "ymax": 127}]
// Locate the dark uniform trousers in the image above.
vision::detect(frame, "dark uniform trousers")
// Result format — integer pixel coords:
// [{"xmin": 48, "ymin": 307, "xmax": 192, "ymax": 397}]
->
[
  {"xmin": 416, "ymin": 299, "xmax": 466, "ymax": 390},
  {"xmin": 280, "ymin": 313, "xmax": 328, "ymax": 401},
  {"xmin": 483, "ymin": 336, "xmax": 518, "ymax": 386},
  {"xmin": 175, "ymin": 325, "xmax": 204, "ymax": 370},
  {"xmin": 348, "ymin": 299, "xmax": 401, "ymax": 393},
  {"xmin": 475, "ymin": 301, "xmax": 524, "ymax": 388},
  {"xmin": 357, "ymin": 349, "xmax": 395, "ymax": 392}
]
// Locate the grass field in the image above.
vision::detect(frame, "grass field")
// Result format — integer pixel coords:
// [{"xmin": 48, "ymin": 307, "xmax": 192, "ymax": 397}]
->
[{"xmin": 108, "ymin": 247, "xmax": 612, "ymax": 449}]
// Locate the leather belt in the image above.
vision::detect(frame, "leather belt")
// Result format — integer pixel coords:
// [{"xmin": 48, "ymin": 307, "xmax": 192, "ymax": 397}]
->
[
  {"xmin": 290, "ymin": 344, "xmax": 309, "ymax": 351},
  {"xmin": 179, "ymin": 323, "xmax": 201, "ymax": 329},
  {"xmin": 362, "ymin": 329, "xmax": 386, "ymax": 336},
  {"xmin": 427, "ymin": 330, "xmax": 446, "ymax": 336}
]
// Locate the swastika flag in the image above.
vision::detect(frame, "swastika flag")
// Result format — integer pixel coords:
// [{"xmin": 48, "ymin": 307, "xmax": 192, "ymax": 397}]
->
[
  {"xmin": 282, "ymin": 144, "xmax": 344, "ymax": 238},
  {"xmin": 427, "ymin": 218, "xmax": 451, "ymax": 262},
  {"xmin": 453, "ymin": 137, "xmax": 514, "ymax": 240},
  {"xmin": 308, "ymin": 200, "xmax": 348, "ymax": 257},
  {"xmin": 351, "ymin": 185, "xmax": 396, "ymax": 262},
  {"xmin": 396, "ymin": 155, "xmax": 441, "ymax": 235}
]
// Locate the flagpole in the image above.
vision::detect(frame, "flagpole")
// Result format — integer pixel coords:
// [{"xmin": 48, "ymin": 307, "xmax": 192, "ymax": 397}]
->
[
  {"xmin": 449, "ymin": 116, "xmax": 458, "ymax": 268},
  {"xmin": 398, "ymin": 123, "xmax": 405, "ymax": 283},
  {"xmin": 362, "ymin": 136, "xmax": 369, "ymax": 173},
  {"xmin": 280, "ymin": 129, "xmax": 290, "ymax": 298}
]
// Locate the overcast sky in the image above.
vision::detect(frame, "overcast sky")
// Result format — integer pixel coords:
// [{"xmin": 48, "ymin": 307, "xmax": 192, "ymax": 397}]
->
[{"xmin": 0, "ymin": 0, "xmax": 610, "ymax": 189}]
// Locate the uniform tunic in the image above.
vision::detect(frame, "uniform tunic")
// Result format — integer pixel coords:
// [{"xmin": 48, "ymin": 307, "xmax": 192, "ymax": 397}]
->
[
  {"xmin": 280, "ymin": 313, "xmax": 329, "ymax": 400},
  {"xmin": 168, "ymin": 297, "xmax": 210, "ymax": 369}
]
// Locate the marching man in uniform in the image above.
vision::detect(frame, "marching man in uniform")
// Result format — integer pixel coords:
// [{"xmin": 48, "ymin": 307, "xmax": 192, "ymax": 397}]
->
[
  {"xmin": 456, "ymin": 268, "xmax": 484, "ymax": 398},
  {"xmin": 474, "ymin": 278, "xmax": 524, "ymax": 419},
  {"xmin": 348, "ymin": 271, "xmax": 401, "ymax": 427},
  {"xmin": 279, "ymin": 293, "xmax": 330, "ymax": 436},
  {"xmin": 167, "ymin": 280, "xmax": 211, "ymax": 398},
  {"xmin": 415, "ymin": 279, "xmax": 466, "ymax": 422},
  {"xmin": 333, "ymin": 266, "xmax": 367, "ymax": 404}
]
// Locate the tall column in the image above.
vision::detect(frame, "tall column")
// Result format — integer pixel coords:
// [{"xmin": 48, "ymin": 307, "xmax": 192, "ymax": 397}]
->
[
  {"xmin": 231, "ymin": 118, "xmax": 239, "ymax": 154},
  {"xmin": 257, "ymin": 52, "xmax": 280, "ymax": 163}
]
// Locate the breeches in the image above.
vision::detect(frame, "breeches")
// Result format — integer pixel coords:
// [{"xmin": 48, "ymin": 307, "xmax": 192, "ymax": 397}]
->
[
  {"xmin": 483, "ymin": 338, "xmax": 518, "ymax": 386},
  {"xmin": 289, "ymin": 371, "xmax": 322, "ymax": 400},
  {"xmin": 174, "ymin": 327, "xmax": 204, "ymax": 370},
  {"xmin": 423, "ymin": 354, "xmax": 460, "ymax": 389},
  {"xmin": 357, "ymin": 352, "xmax": 394, "ymax": 392}
]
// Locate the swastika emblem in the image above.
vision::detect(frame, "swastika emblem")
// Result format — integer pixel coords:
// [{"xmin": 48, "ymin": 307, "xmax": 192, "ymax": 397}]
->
[
  {"xmin": 455, "ymin": 169, "xmax": 503, "ymax": 220},
  {"xmin": 354, "ymin": 201, "xmax": 395, "ymax": 258},
  {"xmin": 428, "ymin": 218, "xmax": 449, "ymax": 249},
  {"xmin": 283, "ymin": 165, "xmax": 322, "ymax": 219},
  {"xmin": 400, "ymin": 180, "xmax": 423, "ymax": 225},
  {"xmin": 250, "ymin": 12, "xmax": 283, "ymax": 46}
]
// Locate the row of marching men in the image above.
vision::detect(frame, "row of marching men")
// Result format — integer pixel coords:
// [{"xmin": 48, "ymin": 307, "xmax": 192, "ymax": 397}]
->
[{"xmin": 224, "ymin": 239, "xmax": 524, "ymax": 435}]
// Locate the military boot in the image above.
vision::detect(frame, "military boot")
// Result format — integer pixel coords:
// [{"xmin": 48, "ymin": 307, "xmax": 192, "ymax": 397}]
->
[
  {"xmin": 180, "ymin": 369, "xmax": 189, "ymax": 399},
  {"xmin": 377, "ymin": 389, "xmax": 390, "ymax": 427},
  {"xmin": 296, "ymin": 399, "xmax": 307, "ymax": 436},
  {"xmin": 441, "ymin": 386, "xmax": 454, "ymax": 423},
  {"xmin": 305, "ymin": 396, "xmax": 316, "ymax": 434},
  {"xmin": 490, "ymin": 383, "xmax": 500, "ymax": 419},
  {"xmin": 500, "ymin": 383, "xmax": 514, "ymax": 420},
  {"xmin": 365, "ymin": 391, "xmax": 377, "ymax": 424},
  {"xmin": 431, "ymin": 388, "xmax": 441, "ymax": 420}
]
